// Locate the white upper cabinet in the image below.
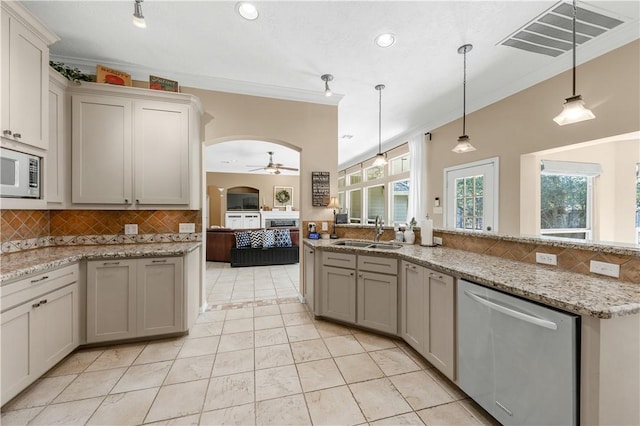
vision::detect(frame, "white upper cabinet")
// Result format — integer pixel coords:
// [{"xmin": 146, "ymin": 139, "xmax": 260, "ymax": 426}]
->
[
  {"xmin": 1, "ymin": 2, "xmax": 59, "ymax": 150},
  {"xmin": 69, "ymin": 82, "xmax": 202, "ymax": 209},
  {"xmin": 47, "ymin": 69, "xmax": 69, "ymax": 205}
]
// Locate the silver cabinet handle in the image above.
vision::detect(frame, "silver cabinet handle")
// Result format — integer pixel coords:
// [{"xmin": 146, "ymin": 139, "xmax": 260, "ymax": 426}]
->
[
  {"xmin": 327, "ymin": 257, "xmax": 350, "ymax": 262},
  {"xmin": 31, "ymin": 275, "xmax": 49, "ymax": 284},
  {"xmin": 463, "ymin": 290, "xmax": 558, "ymax": 330},
  {"xmin": 32, "ymin": 302, "xmax": 40, "ymax": 308},
  {"xmin": 358, "ymin": 274, "xmax": 363, "ymax": 278},
  {"xmin": 136, "ymin": 199, "xmax": 140, "ymax": 204},
  {"xmin": 13, "ymin": 133, "xmax": 21, "ymax": 139},
  {"xmin": 349, "ymin": 272, "xmax": 354, "ymax": 276},
  {"xmin": 3, "ymin": 130, "xmax": 11, "ymax": 136},
  {"xmin": 39, "ymin": 299, "xmax": 48, "ymax": 304},
  {"xmin": 103, "ymin": 261, "xmax": 120, "ymax": 266},
  {"xmin": 124, "ymin": 199, "xmax": 129, "ymax": 203},
  {"xmin": 152, "ymin": 259, "xmax": 167, "ymax": 263}
]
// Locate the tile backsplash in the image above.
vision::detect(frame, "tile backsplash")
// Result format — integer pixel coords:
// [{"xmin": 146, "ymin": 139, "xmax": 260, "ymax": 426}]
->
[{"xmin": 1, "ymin": 210, "xmax": 201, "ymax": 253}]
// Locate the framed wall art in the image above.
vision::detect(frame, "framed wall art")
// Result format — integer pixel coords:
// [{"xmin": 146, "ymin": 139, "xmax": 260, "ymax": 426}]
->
[{"xmin": 274, "ymin": 186, "xmax": 293, "ymax": 208}]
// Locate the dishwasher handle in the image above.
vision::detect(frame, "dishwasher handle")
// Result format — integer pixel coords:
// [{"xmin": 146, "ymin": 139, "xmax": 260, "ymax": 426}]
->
[{"xmin": 463, "ymin": 290, "xmax": 558, "ymax": 330}]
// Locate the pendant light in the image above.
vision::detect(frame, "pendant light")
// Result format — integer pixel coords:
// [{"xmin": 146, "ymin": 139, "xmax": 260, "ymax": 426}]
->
[
  {"xmin": 553, "ymin": 0, "xmax": 595, "ymax": 125},
  {"xmin": 321, "ymin": 74, "xmax": 333, "ymax": 97},
  {"xmin": 132, "ymin": 0, "xmax": 146, "ymax": 28},
  {"xmin": 452, "ymin": 44, "xmax": 476, "ymax": 153},
  {"xmin": 372, "ymin": 84, "xmax": 387, "ymax": 167}
]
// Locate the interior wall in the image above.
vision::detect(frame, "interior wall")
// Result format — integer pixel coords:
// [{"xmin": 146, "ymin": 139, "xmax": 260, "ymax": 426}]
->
[
  {"xmin": 206, "ymin": 172, "xmax": 300, "ymax": 227},
  {"xmin": 426, "ymin": 40, "xmax": 640, "ymax": 235},
  {"xmin": 182, "ymin": 88, "xmax": 338, "ymax": 228}
]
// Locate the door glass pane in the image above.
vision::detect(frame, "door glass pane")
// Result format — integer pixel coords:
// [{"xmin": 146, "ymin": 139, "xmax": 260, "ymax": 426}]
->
[
  {"xmin": 455, "ymin": 175, "xmax": 485, "ymax": 231},
  {"xmin": 391, "ymin": 180, "xmax": 409, "ymax": 223},
  {"xmin": 366, "ymin": 185, "xmax": 384, "ymax": 224},
  {"xmin": 349, "ymin": 189, "xmax": 362, "ymax": 223}
]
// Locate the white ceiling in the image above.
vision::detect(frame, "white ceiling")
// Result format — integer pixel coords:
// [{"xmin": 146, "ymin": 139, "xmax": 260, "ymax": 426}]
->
[
  {"xmin": 23, "ymin": 0, "xmax": 639, "ymax": 171},
  {"xmin": 205, "ymin": 140, "xmax": 300, "ymax": 175}
]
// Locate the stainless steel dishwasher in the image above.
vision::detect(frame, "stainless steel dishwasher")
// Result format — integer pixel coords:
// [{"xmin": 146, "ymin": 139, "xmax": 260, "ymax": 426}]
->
[{"xmin": 457, "ymin": 279, "xmax": 579, "ymax": 426}]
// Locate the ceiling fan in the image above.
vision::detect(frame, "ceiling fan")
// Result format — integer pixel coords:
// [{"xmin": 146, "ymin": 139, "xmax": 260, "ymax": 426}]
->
[{"xmin": 248, "ymin": 151, "xmax": 298, "ymax": 174}]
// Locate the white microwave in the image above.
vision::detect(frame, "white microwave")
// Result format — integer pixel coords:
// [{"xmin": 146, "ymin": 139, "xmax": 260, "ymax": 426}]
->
[{"xmin": 0, "ymin": 147, "xmax": 41, "ymax": 199}]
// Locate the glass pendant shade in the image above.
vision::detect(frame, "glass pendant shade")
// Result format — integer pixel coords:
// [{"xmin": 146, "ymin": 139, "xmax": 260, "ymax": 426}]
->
[
  {"xmin": 372, "ymin": 153, "xmax": 387, "ymax": 167},
  {"xmin": 452, "ymin": 135, "xmax": 476, "ymax": 153},
  {"xmin": 553, "ymin": 95, "xmax": 595, "ymax": 126},
  {"xmin": 133, "ymin": 0, "xmax": 146, "ymax": 28}
]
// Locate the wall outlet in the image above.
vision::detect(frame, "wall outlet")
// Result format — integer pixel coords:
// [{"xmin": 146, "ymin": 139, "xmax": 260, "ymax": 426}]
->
[
  {"xmin": 124, "ymin": 224, "xmax": 138, "ymax": 235},
  {"xmin": 179, "ymin": 223, "xmax": 196, "ymax": 233},
  {"xmin": 433, "ymin": 206, "xmax": 443, "ymax": 215},
  {"xmin": 433, "ymin": 236, "xmax": 443, "ymax": 245},
  {"xmin": 536, "ymin": 252, "xmax": 557, "ymax": 266},
  {"xmin": 321, "ymin": 222, "xmax": 328, "ymax": 231},
  {"xmin": 590, "ymin": 260, "xmax": 620, "ymax": 278}
]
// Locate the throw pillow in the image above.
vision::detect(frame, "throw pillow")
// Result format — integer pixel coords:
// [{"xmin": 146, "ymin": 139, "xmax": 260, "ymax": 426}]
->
[
  {"xmin": 263, "ymin": 229, "xmax": 276, "ymax": 248},
  {"xmin": 250, "ymin": 230, "xmax": 264, "ymax": 248},
  {"xmin": 274, "ymin": 228, "xmax": 292, "ymax": 247},
  {"xmin": 235, "ymin": 231, "xmax": 251, "ymax": 248}
]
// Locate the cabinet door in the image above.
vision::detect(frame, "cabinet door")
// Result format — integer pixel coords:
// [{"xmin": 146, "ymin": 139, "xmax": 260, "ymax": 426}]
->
[
  {"xmin": 357, "ymin": 271, "xmax": 397, "ymax": 334},
  {"xmin": 1, "ymin": 302, "xmax": 36, "ymax": 405},
  {"xmin": 2, "ymin": 14, "xmax": 49, "ymax": 149},
  {"xmin": 87, "ymin": 259, "xmax": 137, "ymax": 343},
  {"xmin": 303, "ymin": 248, "xmax": 315, "ymax": 314},
  {"xmin": 72, "ymin": 94, "xmax": 132, "ymax": 204},
  {"xmin": 321, "ymin": 266, "xmax": 356, "ymax": 323},
  {"xmin": 136, "ymin": 257, "xmax": 184, "ymax": 337},
  {"xmin": 134, "ymin": 101, "xmax": 189, "ymax": 205},
  {"xmin": 33, "ymin": 283, "xmax": 79, "ymax": 371},
  {"xmin": 243, "ymin": 214, "xmax": 261, "ymax": 229},
  {"xmin": 424, "ymin": 268, "xmax": 456, "ymax": 380},
  {"xmin": 47, "ymin": 73, "xmax": 67, "ymax": 203},
  {"xmin": 401, "ymin": 262, "xmax": 425, "ymax": 352}
]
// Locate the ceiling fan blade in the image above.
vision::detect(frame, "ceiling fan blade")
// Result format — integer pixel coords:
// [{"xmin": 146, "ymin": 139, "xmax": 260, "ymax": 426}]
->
[
  {"xmin": 248, "ymin": 167, "xmax": 264, "ymax": 172},
  {"xmin": 277, "ymin": 166, "xmax": 299, "ymax": 171}
]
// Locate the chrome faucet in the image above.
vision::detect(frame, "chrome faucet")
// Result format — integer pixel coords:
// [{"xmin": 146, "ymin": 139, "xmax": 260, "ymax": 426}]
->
[{"xmin": 373, "ymin": 216, "xmax": 384, "ymax": 242}]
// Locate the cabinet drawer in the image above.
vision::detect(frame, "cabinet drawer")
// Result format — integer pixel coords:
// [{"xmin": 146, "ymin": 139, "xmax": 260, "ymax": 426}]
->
[
  {"xmin": 424, "ymin": 267, "xmax": 454, "ymax": 285},
  {"xmin": 358, "ymin": 255, "xmax": 397, "ymax": 275},
  {"xmin": 1, "ymin": 264, "xmax": 79, "ymax": 312},
  {"xmin": 322, "ymin": 251, "xmax": 356, "ymax": 269}
]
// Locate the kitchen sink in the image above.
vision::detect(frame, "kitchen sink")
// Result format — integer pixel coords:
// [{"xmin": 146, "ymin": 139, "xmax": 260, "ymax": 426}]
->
[
  {"xmin": 332, "ymin": 240, "xmax": 403, "ymax": 250},
  {"xmin": 331, "ymin": 240, "xmax": 372, "ymax": 247},
  {"xmin": 367, "ymin": 243, "xmax": 403, "ymax": 250}
]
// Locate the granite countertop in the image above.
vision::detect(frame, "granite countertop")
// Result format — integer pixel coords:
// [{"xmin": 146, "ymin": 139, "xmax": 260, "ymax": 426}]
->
[
  {"xmin": 304, "ymin": 238, "xmax": 640, "ymax": 319},
  {"xmin": 0, "ymin": 242, "xmax": 201, "ymax": 284}
]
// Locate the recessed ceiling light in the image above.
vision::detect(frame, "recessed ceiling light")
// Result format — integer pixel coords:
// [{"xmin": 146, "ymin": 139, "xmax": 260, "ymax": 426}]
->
[
  {"xmin": 237, "ymin": 2, "xmax": 259, "ymax": 20},
  {"xmin": 375, "ymin": 33, "xmax": 396, "ymax": 48}
]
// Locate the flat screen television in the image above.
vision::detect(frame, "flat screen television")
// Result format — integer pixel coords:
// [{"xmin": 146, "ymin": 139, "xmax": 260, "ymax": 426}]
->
[{"xmin": 227, "ymin": 193, "xmax": 259, "ymax": 211}]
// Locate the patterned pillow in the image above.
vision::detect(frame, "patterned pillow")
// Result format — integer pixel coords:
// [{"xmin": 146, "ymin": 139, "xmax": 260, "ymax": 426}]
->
[
  {"xmin": 263, "ymin": 229, "xmax": 276, "ymax": 248},
  {"xmin": 250, "ymin": 230, "xmax": 264, "ymax": 248},
  {"xmin": 235, "ymin": 231, "xmax": 251, "ymax": 248},
  {"xmin": 274, "ymin": 229, "xmax": 292, "ymax": 247}
]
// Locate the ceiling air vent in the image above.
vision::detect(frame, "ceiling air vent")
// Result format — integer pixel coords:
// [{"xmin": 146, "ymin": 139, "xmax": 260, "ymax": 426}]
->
[{"xmin": 500, "ymin": 1, "xmax": 624, "ymax": 57}]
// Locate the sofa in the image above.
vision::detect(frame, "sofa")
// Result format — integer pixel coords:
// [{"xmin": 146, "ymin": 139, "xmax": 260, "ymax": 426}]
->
[{"xmin": 206, "ymin": 227, "xmax": 300, "ymax": 265}]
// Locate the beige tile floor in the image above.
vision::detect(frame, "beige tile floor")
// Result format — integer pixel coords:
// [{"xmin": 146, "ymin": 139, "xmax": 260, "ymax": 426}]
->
[{"xmin": 1, "ymin": 262, "xmax": 498, "ymax": 426}]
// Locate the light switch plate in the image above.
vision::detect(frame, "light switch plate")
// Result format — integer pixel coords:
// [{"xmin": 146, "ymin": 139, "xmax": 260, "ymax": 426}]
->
[
  {"xmin": 433, "ymin": 236, "xmax": 443, "ymax": 245},
  {"xmin": 433, "ymin": 206, "xmax": 443, "ymax": 214},
  {"xmin": 536, "ymin": 252, "xmax": 557, "ymax": 266},
  {"xmin": 179, "ymin": 223, "xmax": 196, "ymax": 233},
  {"xmin": 124, "ymin": 224, "xmax": 138, "ymax": 235},
  {"xmin": 590, "ymin": 260, "xmax": 620, "ymax": 278},
  {"xmin": 321, "ymin": 222, "xmax": 328, "ymax": 231}
]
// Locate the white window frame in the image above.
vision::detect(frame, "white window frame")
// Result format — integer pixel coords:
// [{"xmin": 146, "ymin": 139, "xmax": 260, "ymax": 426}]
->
[{"xmin": 443, "ymin": 157, "xmax": 500, "ymax": 233}]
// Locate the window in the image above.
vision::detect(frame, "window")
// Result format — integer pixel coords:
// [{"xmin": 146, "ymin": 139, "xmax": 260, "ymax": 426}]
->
[
  {"xmin": 391, "ymin": 180, "xmax": 409, "ymax": 224},
  {"xmin": 338, "ymin": 175, "xmax": 345, "ymax": 189},
  {"xmin": 348, "ymin": 172, "xmax": 362, "ymax": 185},
  {"xmin": 348, "ymin": 189, "xmax": 362, "ymax": 223},
  {"xmin": 390, "ymin": 154, "xmax": 410, "ymax": 175},
  {"xmin": 637, "ymin": 164, "xmax": 640, "ymax": 244},
  {"xmin": 366, "ymin": 185, "xmax": 385, "ymax": 224},
  {"xmin": 445, "ymin": 157, "xmax": 499, "ymax": 232},
  {"xmin": 540, "ymin": 175, "xmax": 591, "ymax": 239},
  {"xmin": 365, "ymin": 165, "xmax": 384, "ymax": 181}
]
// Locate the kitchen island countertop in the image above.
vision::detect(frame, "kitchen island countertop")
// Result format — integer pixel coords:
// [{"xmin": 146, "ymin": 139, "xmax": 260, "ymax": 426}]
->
[
  {"xmin": 305, "ymin": 238, "xmax": 640, "ymax": 319},
  {"xmin": 0, "ymin": 242, "xmax": 201, "ymax": 285}
]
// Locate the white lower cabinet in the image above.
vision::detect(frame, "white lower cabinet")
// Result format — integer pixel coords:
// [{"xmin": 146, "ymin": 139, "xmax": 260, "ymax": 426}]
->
[
  {"xmin": 357, "ymin": 255, "xmax": 397, "ymax": 334},
  {"xmin": 1, "ymin": 264, "xmax": 80, "ymax": 405},
  {"xmin": 87, "ymin": 257, "xmax": 184, "ymax": 343},
  {"xmin": 401, "ymin": 260, "xmax": 456, "ymax": 380},
  {"xmin": 321, "ymin": 265, "xmax": 357, "ymax": 323}
]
